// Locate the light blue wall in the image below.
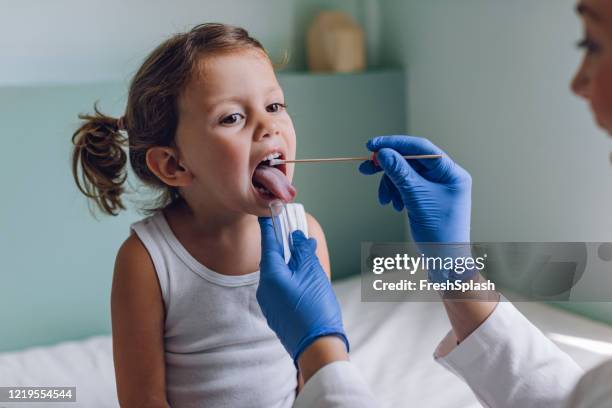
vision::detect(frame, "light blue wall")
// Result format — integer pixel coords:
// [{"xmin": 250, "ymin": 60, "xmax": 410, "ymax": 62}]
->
[
  {"xmin": 0, "ymin": 70, "xmax": 406, "ymax": 352},
  {"xmin": 378, "ymin": 0, "xmax": 612, "ymax": 324},
  {"xmin": 1, "ymin": 0, "xmax": 383, "ymax": 85},
  {"xmin": 0, "ymin": 0, "xmax": 298, "ymax": 85},
  {"xmin": 0, "ymin": 83, "xmax": 137, "ymax": 352}
]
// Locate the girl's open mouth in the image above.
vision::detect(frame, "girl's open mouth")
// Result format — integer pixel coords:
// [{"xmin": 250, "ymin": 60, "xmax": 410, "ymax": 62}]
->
[{"xmin": 252, "ymin": 152, "xmax": 296, "ymax": 202}]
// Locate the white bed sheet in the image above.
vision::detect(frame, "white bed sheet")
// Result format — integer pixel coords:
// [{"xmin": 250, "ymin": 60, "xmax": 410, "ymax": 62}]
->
[{"xmin": 1, "ymin": 275, "xmax": 612, "ymax": 408}]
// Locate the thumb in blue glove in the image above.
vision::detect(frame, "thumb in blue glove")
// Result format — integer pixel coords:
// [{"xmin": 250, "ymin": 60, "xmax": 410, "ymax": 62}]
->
[{"xmin": 257, "ymin": 217, "xmax": 349, "ymax": 363}]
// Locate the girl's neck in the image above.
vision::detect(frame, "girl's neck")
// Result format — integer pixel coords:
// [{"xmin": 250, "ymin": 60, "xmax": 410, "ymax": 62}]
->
[
  {"xmin": 166, "ymin": 198, "xmax": 255, "ymax": 239},
  {"xmin": 162, "ymin": 198, "xmax": 262, "ymax": 276}
]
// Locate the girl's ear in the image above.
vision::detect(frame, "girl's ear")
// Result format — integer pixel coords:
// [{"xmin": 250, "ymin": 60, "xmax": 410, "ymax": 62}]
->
[{"xmin": 146, "ymin": 146, "xmax": 193, "ymax": 187}]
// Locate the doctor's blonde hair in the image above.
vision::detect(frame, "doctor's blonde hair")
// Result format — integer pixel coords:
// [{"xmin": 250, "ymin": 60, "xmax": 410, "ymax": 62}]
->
[{"xmin": 71, "ymin": 23, "xmax": 267, "ymax": 216}]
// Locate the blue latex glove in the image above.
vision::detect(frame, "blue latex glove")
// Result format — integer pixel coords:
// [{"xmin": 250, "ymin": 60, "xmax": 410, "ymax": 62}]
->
[
  {"xmin": 257, "ymin": 217, "xmax": 349, "ymax": 363},
  {"xmin": 359, "ymin": 136, "xmax": 474, "ymax": 281},
  {"xmin": 359, "ymin": 135, "xmax": 472, "ymax": 243}
]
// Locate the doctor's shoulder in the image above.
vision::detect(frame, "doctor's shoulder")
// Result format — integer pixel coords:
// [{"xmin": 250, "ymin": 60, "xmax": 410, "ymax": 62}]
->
[{"xmin": 110, "ymin": 233, "xmax": 169, "ymax": 407}]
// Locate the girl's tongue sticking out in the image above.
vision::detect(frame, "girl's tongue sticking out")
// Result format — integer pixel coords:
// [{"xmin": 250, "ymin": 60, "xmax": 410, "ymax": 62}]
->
[{"xmin": 252, "ymin": 163, "xmax": 296, "ymax": 202}]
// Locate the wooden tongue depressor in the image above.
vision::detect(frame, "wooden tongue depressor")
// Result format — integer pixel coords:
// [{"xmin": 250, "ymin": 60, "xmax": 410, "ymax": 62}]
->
[{"xmin": 269, "ymin": 152, "xmax": 443, "ymax": 167}]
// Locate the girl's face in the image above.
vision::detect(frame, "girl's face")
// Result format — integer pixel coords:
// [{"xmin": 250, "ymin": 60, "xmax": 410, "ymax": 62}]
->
[
  {"xmin": 572, "ymin": 0, "xmax": 612, "ymax": 133},
  {"xmin": 175, "ymin": 49, "xmax": 296, "ymax": 216}
]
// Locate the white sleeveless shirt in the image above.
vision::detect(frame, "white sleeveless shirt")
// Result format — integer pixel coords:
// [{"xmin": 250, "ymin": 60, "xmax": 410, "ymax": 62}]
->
[{"xmin": 130, "ymin": 203, "xmax": 308, "ymax": 408}]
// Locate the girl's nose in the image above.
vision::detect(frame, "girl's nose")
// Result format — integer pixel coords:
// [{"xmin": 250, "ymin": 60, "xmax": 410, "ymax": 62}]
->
[{"xmin": 253, "ymin": 118, "xmax": 280, "ymax": 141}]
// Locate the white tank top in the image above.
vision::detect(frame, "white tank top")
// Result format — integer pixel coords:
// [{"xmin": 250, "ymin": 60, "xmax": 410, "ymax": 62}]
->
[{"xmin": 130, "ymin": 203, "xmax": 308, "ymax": 408}]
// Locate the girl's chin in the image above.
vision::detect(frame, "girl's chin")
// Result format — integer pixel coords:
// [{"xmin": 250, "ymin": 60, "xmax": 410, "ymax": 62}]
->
[{"xmin": 248, "ymin": 187, "xmax": 282, "ymax": 216}]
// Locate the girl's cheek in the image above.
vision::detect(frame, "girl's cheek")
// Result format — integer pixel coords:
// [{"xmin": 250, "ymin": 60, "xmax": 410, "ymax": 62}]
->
[
  {"xmin": 221, "ymin": 151, "xmax": 246, "ymax": 174},
  {"xmin": 284, "ymin": 122, "xmax": 297, "ymax": 159},
  {"xmin": 288, "ymin": 135, "xmax": 297, "ymax": 159}
]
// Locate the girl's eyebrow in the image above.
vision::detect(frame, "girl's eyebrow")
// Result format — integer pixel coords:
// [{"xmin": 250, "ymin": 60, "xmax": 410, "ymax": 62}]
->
[
  {"xmin": 576, "ymin": 2, "xmax": 602, "ymax": 22},
  {"xmin": 203, "ymin": 96, "xmax": 245, "ymax": 114},
  {"xmin": 205, "ymin": 87, "xmax": 284, "ymax": 112},
  {"xmin": 207, "ymin": 96, "xmax": 242, "ymax": 107}
]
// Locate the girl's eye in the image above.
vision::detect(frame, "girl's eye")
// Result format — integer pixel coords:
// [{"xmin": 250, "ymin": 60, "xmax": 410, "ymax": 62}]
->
[
  {"xmin": 220, "ymin": 113, "xmax": 244, "ymax": 125},
  {"xmin": 577, "ymin": 38, "xmax": 602, "ymax": 55},
  {"xmin": 266, "ymin": 103, "xmax": 287, "ymax": 113}
]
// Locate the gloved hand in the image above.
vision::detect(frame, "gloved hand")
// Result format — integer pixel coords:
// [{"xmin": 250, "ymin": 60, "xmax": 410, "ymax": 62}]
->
[
  {"xmin": 359, "ymin": 136, "xmax": 474, "ymax": 282},
  {"xmin": 257, "ymin": 217, "xmax": 349, "ymax": 363},
  {"xmin": 359, "ymin": 135, "xmax": 472, "ymax": 243}
]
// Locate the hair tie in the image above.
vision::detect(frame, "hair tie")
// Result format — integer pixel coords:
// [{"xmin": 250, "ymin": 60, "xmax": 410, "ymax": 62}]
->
[{"xmin": 116, "ymin": 116, "xmax": 126, "ymax": 131}]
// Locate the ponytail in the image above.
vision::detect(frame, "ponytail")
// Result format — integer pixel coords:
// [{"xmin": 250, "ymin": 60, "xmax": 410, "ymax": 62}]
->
[{"xmin": 71, "ymin": 103, "xmax": 128, "ymax": 216}]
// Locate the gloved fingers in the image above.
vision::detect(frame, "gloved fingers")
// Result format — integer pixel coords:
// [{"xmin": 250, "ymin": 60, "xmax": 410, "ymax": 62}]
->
[
  {"xmin": 358, "ymin": 159, "xmax": 382, "ymax": 175},
  {"xmin": 378, "ymin": 174, "xmax": 395, "ymax": 205},
  {"xmin": 367, "ymin": 135, "xmax": 458, "ymax": 176},
  {"xmin": 291, "ymin": 229, "xmax": 308, "ymax": 244},
  {"xmin": 288, "ymin": 235, "xmax": 318, "ymax": 267},
  {"xmin": 367, "ymin": 135, "xmax": 443, "ymax": 157},
  {"xmin": 376, "ymin": 148, "xmax": 422, "ymax": 189},
  {"xmin": 391, "ymin": 191, "xmax": 405, "ymax": 211},
  {"xmin": 292, "ymin": 233, "xmax": 318, "ymax": 254},
  {"xmin": 407, "ymin": 157, "xmax": 429, "ymax": 175},
  {"xmin": 258, "ymin": 217, "xmax": 285, "ymax": 262}
]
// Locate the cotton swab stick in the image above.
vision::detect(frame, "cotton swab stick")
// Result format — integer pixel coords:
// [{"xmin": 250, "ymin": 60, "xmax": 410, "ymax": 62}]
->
[{"xmin": 269, "ymin": 153, "xmax": 442, "ymax": 166}]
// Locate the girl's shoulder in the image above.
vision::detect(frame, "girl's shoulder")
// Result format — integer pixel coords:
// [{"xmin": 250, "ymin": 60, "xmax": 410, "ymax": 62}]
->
[
  {"xmin": 117, "ymin": 212, "xmax": 162, "ymax": 277},
  {"xmin": 116, "ymin": 231, "xmax": 153, "ymax": 271},
  {"xmin": 112, "ymin": 230, "xmax": 162, "ymax": 312}
]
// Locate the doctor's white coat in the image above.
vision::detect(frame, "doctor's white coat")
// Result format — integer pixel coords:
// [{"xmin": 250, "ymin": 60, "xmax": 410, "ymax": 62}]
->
[{"xmin": 293, "ymin": 301, "xmax": 612, "ymax": 407}]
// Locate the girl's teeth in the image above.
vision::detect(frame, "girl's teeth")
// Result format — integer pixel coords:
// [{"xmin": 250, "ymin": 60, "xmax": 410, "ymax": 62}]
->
[{"xmin": 264, "ymin": 152, "xmax": 281, "ymax": 161}]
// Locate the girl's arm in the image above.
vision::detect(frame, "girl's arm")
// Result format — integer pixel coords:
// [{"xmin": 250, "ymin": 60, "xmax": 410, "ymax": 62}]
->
[
  {"xmin": 305, "ymin": 213, "xmax": 331, "ymax": 279},
  {"xmin": 111, "ymin": 234, "xmax": 170, "ymax": 408}
]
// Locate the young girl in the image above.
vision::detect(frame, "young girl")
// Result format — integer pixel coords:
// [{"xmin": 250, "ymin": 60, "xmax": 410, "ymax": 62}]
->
[{"xmin": 71, "ymin": 23, "xmax": 331, "ymax": 408}]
